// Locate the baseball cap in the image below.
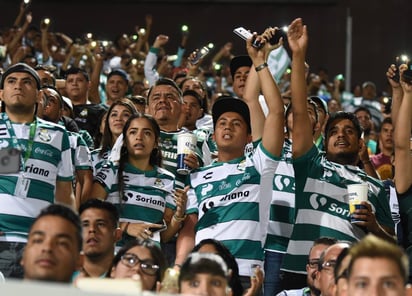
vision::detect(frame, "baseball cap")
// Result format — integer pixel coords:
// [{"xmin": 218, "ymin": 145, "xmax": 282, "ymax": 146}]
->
[
  {"xmin": 310, "ymin": 96, "xmax": 328, "ymax": 114},
  {"xmin": 212, "ymin": 96, "xmax": 251, "ymax": 133},
  {"xmin": 230, "ymin": 55, "xmax": 252, "ymax": 78},
  {"xmin": 0, "ymin": 63, "xmax": 41, "ymax": 90},
  {"xmin": 107, "ymin": 69, "xmax": 129, "ymax": 83}
]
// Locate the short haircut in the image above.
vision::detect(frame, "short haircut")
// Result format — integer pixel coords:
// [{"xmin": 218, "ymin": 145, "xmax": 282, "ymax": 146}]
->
[
  {"xmin": 147, "ymin": 78, "xmax": 183, "ymax": 103},
  {"xmin": 64, "ymin": 67, "xmax": 90, "ymax": 81},
  {"xmin": 347, "ymin": 234, "xmax": 409, "ymax": 284},
  {"xmin": 380, "ymin": 117, "xmax": 393, "ymax": 130},
  {"xmin": 30, "ymin": 204, "xmax": 83, "ymax": 252},
  {"xmin": 324, "ymin": 111, "xmax": 363, "ymax": 143},
  {"xmin": 79, "ymin": 198, "xmax": 120, "ymax": 228},
  {"xmin": 354, "ymin": 105, "xmax": 371, "ymax": 117}
]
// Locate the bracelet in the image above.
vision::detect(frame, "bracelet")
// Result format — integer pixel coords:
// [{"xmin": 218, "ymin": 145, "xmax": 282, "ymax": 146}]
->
[
  {"xmin": 255, "ymin": 62, "xmax": 268, "ymax": 72},
  {"xmin": 173, "ymin": 214, "xmax": 187, "ymax": 222}
]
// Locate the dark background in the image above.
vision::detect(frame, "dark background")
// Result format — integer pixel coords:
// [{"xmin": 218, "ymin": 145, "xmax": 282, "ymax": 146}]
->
[{"xmin": 1, "ymin": 0, "xmax": 411, "ymax": 94}]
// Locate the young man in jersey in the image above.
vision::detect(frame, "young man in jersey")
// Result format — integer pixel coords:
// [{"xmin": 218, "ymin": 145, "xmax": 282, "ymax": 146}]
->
[
  {"xmin": 185, "ymin": 33, "xmax": 285, "ymax": 292},
  {"xmin": 0, "ymin": 63, "xmax": 75, "ymax": 278},
  {"xmin": 280, "ymin": 18, "xmax": 395, "ymax": 289},
  {"xmin": 21, "ymin": 204, "xmax": 83, "ymax": 283}
]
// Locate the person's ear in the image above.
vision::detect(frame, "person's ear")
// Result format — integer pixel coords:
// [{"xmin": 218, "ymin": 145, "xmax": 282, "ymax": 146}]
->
[
  {"xmin": 76, "ymin": 252, "xmax": 85, "ymax": 271},
  {"xmin": 114, "ymin": 227, "xmax": 122, "ymax": 242}
]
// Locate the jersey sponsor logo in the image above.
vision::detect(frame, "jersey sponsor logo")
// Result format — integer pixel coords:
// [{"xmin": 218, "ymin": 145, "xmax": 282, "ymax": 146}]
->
[
  {"xmin": 309, "ymin": 194, "xmax": 350, "ymax": 217},
  {"xmin": 273, "ymin": 175, "xmax": 294, "ymax": 191},
  {"xmin": 24, "ymin": 163, "xmax": 50, "ymax": 177},
  {"xmin": 202, "ymin": 200, "xmax": 215, "ymax": 214},
  {"xmin": 201, "ymin": 184, "xmax": 213, "ymax": 196},
  {"xmin": 220, "ymin": 190, "xmax": 250, "ymax": 202},
  {"xmin": 34, "ymin": 147, "xmax": 53, "ymax": 157},
  {"xmin": 219, "ymin": 181, "xmax": 231, "ymax": 191},
  {"xmin": 123, "ymin": 191, "xmax": 165, "ymax": 207}
]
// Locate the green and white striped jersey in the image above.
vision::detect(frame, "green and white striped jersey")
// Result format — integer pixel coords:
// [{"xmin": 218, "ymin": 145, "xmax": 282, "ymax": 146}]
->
[
  {"xmin": 187, "ymin": 143, "xmax": 279, "ymax": 276},
  {"xmin": 281, "ymin": 145, "xmax": 394, "ymax": 274},
  {"xmin": 0, "ymin": 117, "xmax": 73, "ymax": 242}
]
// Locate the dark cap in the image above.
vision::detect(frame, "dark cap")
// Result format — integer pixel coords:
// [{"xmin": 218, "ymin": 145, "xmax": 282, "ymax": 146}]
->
[
  {"xmin": 230, "ymin": 55, "xmax": 252, "ymax": 78},
  {"xmin": 212, "ymin": 96, "xmax": 251, "ymax": 133},
  {"xmin": 107, "ymin": 69, "xmax": 129, "ymax": 83},
  {"xmin": 310, "ymin": 96, "xmax": 328, "ymax": 114},
  {"xmin": 1, "ymin": 63, "xmax": 41, "ymax": 90}
]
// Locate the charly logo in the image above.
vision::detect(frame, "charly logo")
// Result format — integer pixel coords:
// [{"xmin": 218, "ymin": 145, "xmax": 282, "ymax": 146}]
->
[{"xmin": 309, "ymin": 194, "xmax": 327, "ymax": 209}]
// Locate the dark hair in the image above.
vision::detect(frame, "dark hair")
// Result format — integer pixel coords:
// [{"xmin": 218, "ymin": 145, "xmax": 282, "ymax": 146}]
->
[
  {"xmin": 117, "ymin": 113, "xmax": 162, "ymax": 202},
  {"xmin": 147, "ymin": 78, "xmax": 182, "ymax": 103},
  {"xmin": 79, "ymin": 198, "xmax": 120, "ymax": 228},
  {"xmin": 354, "ymin": 105, "xmax": 372, "ymax": 117},
  {"xmin": 192, "ymin": 239, "xmax": 243, "ymax": 296},
  {"xmin": 31, "ymin": 204, "xmax": 83, "ymax": 252},
  {"xmin": 99, "ymin": 98, "xmax": 138, "ymax": 157},
  {"xmin": 334, "ymin": 247, "xmax": 350, "ymax": 284},
  {"xmin": 64, "ymin": 67, "xmax": 90, "ymax": 81},
  {"xmin": 182, "ymin": 89, "xmax": 203, "ymax": 107},
  {"xmin": 179, "ymin": 252, "xmax": 229, "ymax": 291},
  {"xmin": 41, "ymin": 85, "xmax": 63, "ymax": 109},
  {"xmin": 109, "ymin": 239, "xmax": 167, "ymax": 290},
  {"xmin": 128, "ymin": 95, "xmax": 146, "ymax": 106},
  {"xmin": 380, "ymin": 117, "xmax": 392, "ymax": 130},
  {"xmin": 179, "ymin": 76, "xmax": 209, "ymax": 114},
  {"xmin": 324, "ymin": 111, "xmax": 362, "ymax": 144},
  {"xmin": 35, "ymin": 64, "xmax": 57, "ymax": 86}
]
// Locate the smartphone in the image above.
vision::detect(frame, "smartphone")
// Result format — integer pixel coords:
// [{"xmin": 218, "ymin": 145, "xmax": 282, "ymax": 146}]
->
[
  {"xmin": 233, "ymin": 27, "xmax": 262, "ymax": 48},
  {"xmin": 0, "ymin": 148, "xmax": 21, "ymax": 174},
  {"xmin": 191, "ymin": 46, "xmax": 210, "ymax": 65},
  {"xmin": 148, "ymin": 220, "xmax": 167, "ymax": 233}
]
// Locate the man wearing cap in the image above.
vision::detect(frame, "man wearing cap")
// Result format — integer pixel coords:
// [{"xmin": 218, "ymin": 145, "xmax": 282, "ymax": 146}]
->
[
  {"xmin": 0, "ymin": 62, "xmax": 75, "ymax": 278},
  {"xmin": 310, "ymin": 95, "xmax": 329, "ymax": 151},
  {"xmin": 185, "ymin": 34, "xmax": 285, "ymax": 291}
]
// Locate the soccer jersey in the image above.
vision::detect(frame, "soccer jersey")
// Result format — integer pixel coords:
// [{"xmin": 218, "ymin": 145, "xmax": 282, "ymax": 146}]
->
[
  {"xmin": 159, "ymin": 129, "xmax": 212, "ymax": 189},
  {"xmin": 68, "ymin": 131, "xmax": 92, "ymax": 171},
  {"xmin": 265, "ymin": 139, "xmax": 295, "ymax": 253},
  {"xmin": 94, "ymin": 161, "xmax": 175, "ymax": 243},
  {"xmin": 187, "ymin": 143, "xmax": 279, "ymax": 276},
  {"xmin": 0, "ymin": 115, "xmax": 73, "ymax": 242},
  {"xmin": 282, "ymin": 145, "xmax": 394, "ymax": 274}
]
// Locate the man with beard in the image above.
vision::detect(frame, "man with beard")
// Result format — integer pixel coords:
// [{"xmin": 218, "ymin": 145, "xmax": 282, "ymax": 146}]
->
[
  {"xmin": 74, "ymin": 199, "xmax": 121, "ymax": 279},
  {"xmin": 277, "ymin": 237, "xmax": 337, "ymax": 296},
  {"xmin": 280, "ymin": 18, "xmax": 395, "ymax": 290}
]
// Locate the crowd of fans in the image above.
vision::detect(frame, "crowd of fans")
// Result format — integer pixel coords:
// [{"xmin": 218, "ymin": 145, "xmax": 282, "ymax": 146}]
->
[{"xmin": 0, "ymin": 1, "xmax": 412, "ymax": 296}]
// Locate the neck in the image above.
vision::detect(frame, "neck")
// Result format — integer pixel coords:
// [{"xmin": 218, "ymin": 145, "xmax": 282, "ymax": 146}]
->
[
  {"xmin": 183, "ymin": 124, "xmax": 196, "ymax": 131},
  {"xmin": 70, "ymin": 95, "xmax": 88, "ymax": 105},
  {"xmin": 217, "ymin": 149, "xmax": 244, "ymax": 163},
  {"xmin": 83, "ymin": 254, "xmax": 113, "ymax": 277},
  {"xmin": 128, "ymin": 156, "xmax": 153, "ymax": 171},
  {"xmin": 159, "ymin": 119, "xmax": 179, "ymax": 132},
  {"xmin": 6, "ymin": 110, "xmax": 35, "ymax": 124}
]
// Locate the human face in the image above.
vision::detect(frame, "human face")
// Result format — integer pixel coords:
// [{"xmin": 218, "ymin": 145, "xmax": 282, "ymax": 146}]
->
[
  {"xmin": 81, "ymin": 208, "xmax": 118, "ymax": 259},
  {"xmin": 355, "ymin": 110, "xmax": 372, "ymax": 132},
  {"xmin": 65, "ymin": 73, "xmax": 89, "ymax": 102},
  {"xmin": 147, "ymin": 85, "xmax": 182, "ymax": 124},
  {"xmin": 306, "ymin": 244, "xmax": 329, "ymax": 291},
  {"xmin": 42, "ymin": 88, "xmax": 62, "ymax": 123},
  {"xmin": 37, "ymin": 69, "xmax": 54, "ymax": 87},
  {"xmin": 316, "ymin": 244, "xmax": 347, "ymax": 296},
  {"xmin": 180, "ymin": 273, "xmax": 229, "ymax": 296},
  {"xmin": 213, "ymin": 111, "xmax": 251, "ymax": 154},
  {"xmin": 109, "ymin": 104, "xmax": 133, "ymax": 139},
  {"xmin": 21, "ymin": 215, "xmax": 82, "ymax": 283},
  {"xmin": 0, "ymin": 72, "xmax": 40, "ymax": 115},
  {"xmin": 183, "ymin": 94, "xmax": 203, "ymax": 128},
  {"xmin": 125, "ymin": 117, "xmax": 157, "ymax": 161},
  {"xmin": 181, "ymin": 79, "xmax": 205, "ymax": 98},
  {"xmin": 326, "ymin": 118, "xmax": 360, "ymax": 165},
  {"xmin": 380, "ymin": 122, "xmax": 394, "ymax": 151},
  {"xmin": 347, "ymin": 257, "xmax": 406, "ymax": 296},
  {"xmin": 106, "ymin": 75, "xmax": 128, "ymax": 102},
  {"xmin": 232, "ymin": 66, "xmax": 250, "ymax": 98},
  {"xmin": 110, "ymin": 245, "xmax": 158, "ymax": 291}
]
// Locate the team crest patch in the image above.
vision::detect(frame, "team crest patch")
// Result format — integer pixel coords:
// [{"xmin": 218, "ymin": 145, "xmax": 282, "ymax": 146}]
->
[
  {"xmin": 80, "ymin": 108, "xmax": 88, "ymax": 117},
  {"xmin": 154, "ymin": 178, "xmax": 165, "ymax": 188},
  {"xmin": 38, "ymin": 129, "xmax": 51, "ymax": 142},
  {"xmin": 162, "ymin": 138, "xmax": 173, "ymax": 149},
  {"xmin": 237, "ymin": 159, "xmax": 246, "ymax": 171}
]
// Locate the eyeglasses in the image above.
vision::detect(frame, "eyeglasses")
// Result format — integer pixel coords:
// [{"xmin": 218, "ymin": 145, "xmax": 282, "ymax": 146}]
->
[
  {"xmin": 320, "ymin": 260, "xmax": 337, "ymax": 272},
  {"xmin": 307, "ymin": 259, "xmax": 320, "ymax": 269},
  {"xmin": 120, "ymin": 253, "xmax": 159, "ymax": 276}
]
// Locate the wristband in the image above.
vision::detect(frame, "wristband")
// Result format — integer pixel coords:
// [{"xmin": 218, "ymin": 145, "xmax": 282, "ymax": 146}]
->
[{"xmin": 255, "ymin": 62, "xmax": 268, "ymax": 72}]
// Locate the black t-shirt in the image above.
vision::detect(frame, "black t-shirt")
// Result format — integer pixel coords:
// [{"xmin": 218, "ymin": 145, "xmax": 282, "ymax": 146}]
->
[{"xmin": 73, "ymin": 104, "xmax": 107, "ymax": 139}]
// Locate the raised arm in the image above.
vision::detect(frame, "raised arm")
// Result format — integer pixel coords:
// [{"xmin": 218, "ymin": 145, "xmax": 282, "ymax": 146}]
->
[
  {"xmin": 246, "ymin": 30, "xmax": 284, "ymax": 157},
  {"xmin": 387, "ymin": 64, "xmax": 403, "ymax": 129},
  {"xmin": 394, "ymin": 65, "xmax": 412, "ymax": 193},
  {"xmin": 288, "ymin": 18, "xmax": 313, "ymax": 158}
]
